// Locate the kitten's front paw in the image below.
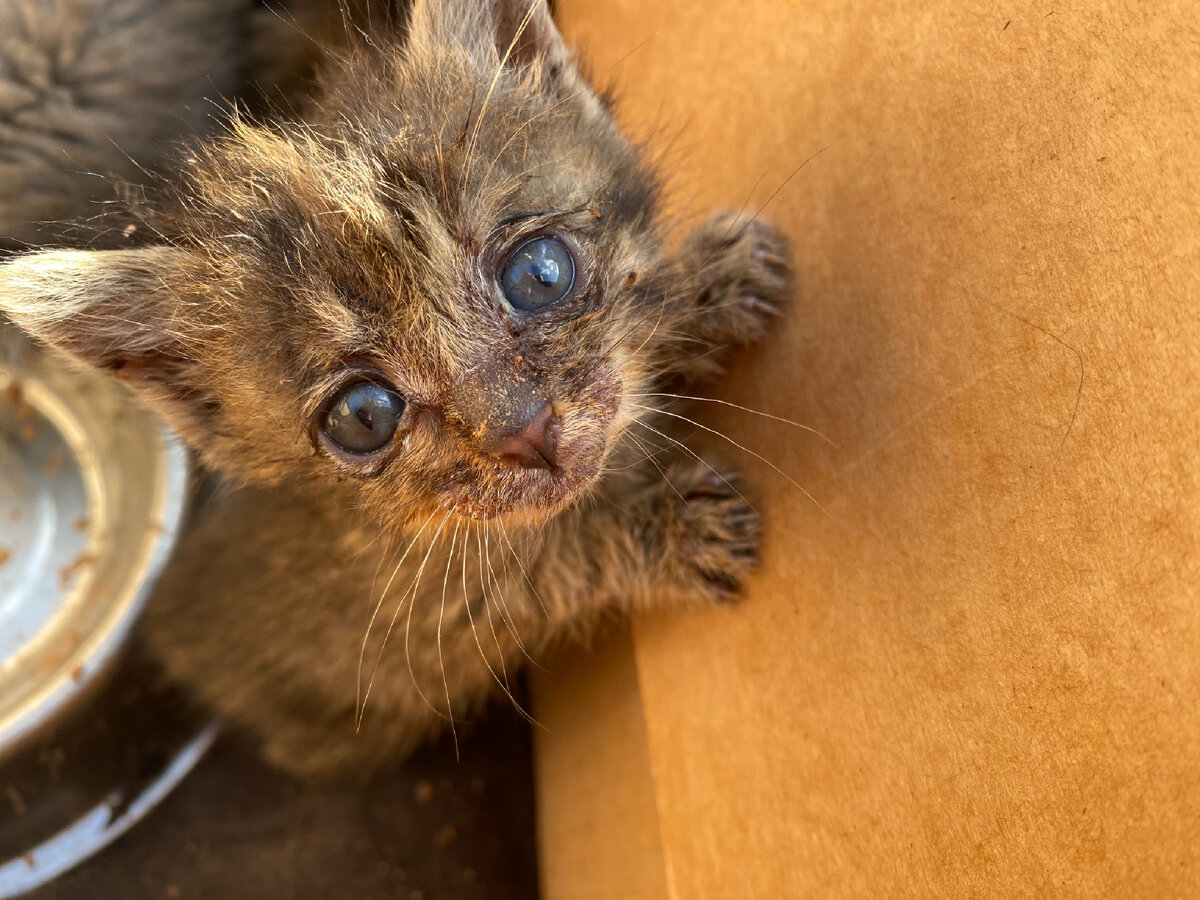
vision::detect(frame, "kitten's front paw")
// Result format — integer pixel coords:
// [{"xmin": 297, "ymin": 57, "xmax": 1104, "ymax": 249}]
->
[
  {"xmin": 680, "ymin": 212, "xmax": 793, "ymax": 352},
  {"xmin": 665, "ymin": 463, "xmax": 761, "ymax": 603}
]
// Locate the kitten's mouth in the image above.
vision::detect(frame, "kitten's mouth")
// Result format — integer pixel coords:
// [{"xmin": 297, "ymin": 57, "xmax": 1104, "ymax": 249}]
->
[
  {"xmin": 440, "ymin": 368, "xmax": 624, "ymax": 524},
  {"xmin": 440, "ymin": 438, "xmax": 607, "ymax": 524}
]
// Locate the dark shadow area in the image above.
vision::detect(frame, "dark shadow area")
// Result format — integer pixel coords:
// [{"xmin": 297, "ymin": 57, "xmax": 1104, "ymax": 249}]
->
[{"xmin": 4, "ymin": 647, "xmax": 539, "ymax": 900}]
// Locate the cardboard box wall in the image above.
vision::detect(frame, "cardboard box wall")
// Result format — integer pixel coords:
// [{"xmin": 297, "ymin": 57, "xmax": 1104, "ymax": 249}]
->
[{"xmin": 534, "ymin": 1, "xmax": 1200, "ymax": 897}]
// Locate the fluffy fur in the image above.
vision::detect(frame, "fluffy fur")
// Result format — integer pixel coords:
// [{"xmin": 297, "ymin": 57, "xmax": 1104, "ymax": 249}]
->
[
  {"xmin": 0, "ymin": 0, "xmax": 792, "ymax": 775},
  {"xmin": 0, "ymin": 0, "xmax": 253, "ymax": 248}
]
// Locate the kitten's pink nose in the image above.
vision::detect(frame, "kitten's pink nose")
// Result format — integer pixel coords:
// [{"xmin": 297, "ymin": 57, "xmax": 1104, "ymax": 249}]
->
[{"xmin": 488, "ymin": 402, "xmax": 560, "ymax": 470}]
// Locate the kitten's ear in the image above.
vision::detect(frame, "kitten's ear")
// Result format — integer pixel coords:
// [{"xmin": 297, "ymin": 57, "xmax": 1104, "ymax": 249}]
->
[
  {"xmin": 0, "ymin": 248, "xmax": 218, "ymax": 440},
  {"xmin": 413, "ymin": 0, "xmax": 572, "ymax": 75}
]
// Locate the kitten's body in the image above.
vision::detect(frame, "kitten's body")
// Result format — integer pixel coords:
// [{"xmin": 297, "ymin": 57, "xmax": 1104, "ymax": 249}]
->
[{"xmin": 0, "ymin": 0, "xmax": 791, "ymax": 775}]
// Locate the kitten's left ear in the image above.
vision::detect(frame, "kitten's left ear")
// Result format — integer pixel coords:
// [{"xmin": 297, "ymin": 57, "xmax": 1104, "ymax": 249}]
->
[
  {"xmin": 414, "ymin": 0, "xmax": 572, "ymax": 76},
  {"xmin": 488, "ymin": 0, "xmax": 571, "ymax": 72}
]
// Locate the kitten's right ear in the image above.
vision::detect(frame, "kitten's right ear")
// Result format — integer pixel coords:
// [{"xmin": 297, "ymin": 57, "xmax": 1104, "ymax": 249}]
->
[{"xmin": 0, "ymin": 248, "xmax": 218, "ymax": 441}]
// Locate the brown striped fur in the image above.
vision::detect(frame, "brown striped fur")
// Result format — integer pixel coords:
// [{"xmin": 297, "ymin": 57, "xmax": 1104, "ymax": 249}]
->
[{"xmin": 0, "ymin": 0, "xmax": 791, "ymax": 775}]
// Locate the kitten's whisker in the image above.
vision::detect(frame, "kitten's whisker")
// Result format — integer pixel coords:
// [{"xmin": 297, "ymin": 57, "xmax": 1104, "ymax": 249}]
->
[
  {"xmin": 437, "ymin": 519, "xmax": 463, "ymax": 760},
  {"xmin": 357, "ymin": 509, "xmax": 436, "ymax": 729},
  {"xmin": 401, "ymin": 514, "xmax": 456, "ymax": 720},
  {"xmin": 627, "ymin": 291, "xmax": 669, "ymax": 361},
  {"xmin": 361, "ymin": 511, "xmax": 451, "ymax": 725},
  {"xmin": 498, "ymin": 520, "xmax": 550, "ymax": 623},
  {"xmin": 471, "ymin": 524, "xmax": 538, "ymax": 725},
  {"xmin": 628, "ymin": 433, "xmax": 687, "ymax": 504},
  {"xmin": 624, "ymin": 431, "xmax": 673, "ymax": 466},
  {"xmin": 628, "ymin": 403, "xmax": 827, "ymax": 515},
  {"xmin": 460, "ymin": 523, "xmax": 530, "ymax": 721},
  {"xmin": 723, "ymin": 170, "xmax": 769, "ymax": 242},
  {"xmin": 475, "ymin": 522, "xmax": 514, "ymax": 686},
  {"xmin": 624, "ymin": 416, "xmax": 755, "ymax": 513},
  {"xmin": 483, "ymin": 520, "xmax": 536, "ymax": 665},
  {"xmin": 743, "ymin": 145, "xmax": 830, "ymax": 232},
  {"xmin": 622, "ymin": 393, "xmax": 836, "ymax": 446},
  {"xmin": 483, "ymin": 521, "xmax": 517, "ymax": 638}
]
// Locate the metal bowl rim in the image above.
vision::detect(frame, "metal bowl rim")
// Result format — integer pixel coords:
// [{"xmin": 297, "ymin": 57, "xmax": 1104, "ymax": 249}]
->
[{"xmin": 0, "ymin": 423, "xmax": 188, "ymax": 757}]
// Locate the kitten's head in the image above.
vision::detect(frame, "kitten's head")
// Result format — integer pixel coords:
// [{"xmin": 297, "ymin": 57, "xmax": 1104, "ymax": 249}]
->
[{"xmin": 0, "ymin": 0, "xmax": 673, "ymax": 529}]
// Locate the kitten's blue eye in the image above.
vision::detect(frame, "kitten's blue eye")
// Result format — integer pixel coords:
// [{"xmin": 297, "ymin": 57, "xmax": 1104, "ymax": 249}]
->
[
  {"xmin": 321, "ymin": 380, "xmax": 406, "ymax": 456},
  {"xmin": 501, "ymin": 236, "xmax": 575, "ymax": 312}
]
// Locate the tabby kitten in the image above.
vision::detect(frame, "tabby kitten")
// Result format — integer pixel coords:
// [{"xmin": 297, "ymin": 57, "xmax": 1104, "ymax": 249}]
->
[{"xmin": 0, "ymin": 0, "xmax": 791, "ymax": 776}]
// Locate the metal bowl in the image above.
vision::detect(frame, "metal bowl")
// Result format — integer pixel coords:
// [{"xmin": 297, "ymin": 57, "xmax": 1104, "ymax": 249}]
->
[
  {"xmin": 0, "ymin": 327, "xmax": 188, "ymax": 754},
  {"xmin": 0, "ymin": 327, "xmax": 206, "ymax": 896}
]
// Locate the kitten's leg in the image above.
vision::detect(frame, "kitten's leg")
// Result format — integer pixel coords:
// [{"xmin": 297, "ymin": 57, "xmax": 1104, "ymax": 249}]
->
[
  {"xmin": 525, "ymin": 458, "xmax": 761, "ymax": 628},
  {"xmin": 664, "ymin": 213, "xmax": 793, "ymax": 383}
]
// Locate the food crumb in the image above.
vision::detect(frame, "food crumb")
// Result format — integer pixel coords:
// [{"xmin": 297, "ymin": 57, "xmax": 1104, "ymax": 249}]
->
[
  {"xmin": 22, "ymin": 853, "xmax": 35, "ymax": 869},
  {"xmin": 0, "ymin": 547, "xmax": 10, "ymax": 568},
  {"xmin": 414, "ymin": 780, "xmax": 435, "ymax": 804},
  {"xmin": 165, "ymin": 885, "xmax": 181, "ymax": 899},
  {"xmin": 39, "ymin": 746, "xmax": 66, "ymax": 781},
  {"xmin": 3, "ymin": 382, "xmax": 20, "ymax": 406},
  {"xmin": 42, "ymin": 452, "xmax": 65, "ymax": 477},
  {"xmin": 59, "ymin": 554, "xmax": 95, "ymax": 587},
  {"xmin": 71, "ymin": 664, "xmax": 85, "ymax": 682},
  {"xmin": 72, "ymin": 516, "xmax": 90, "ymax": 532},
  {"xmin": 6, "ymin": 785, "xmax": 27, "ymax": 816}
]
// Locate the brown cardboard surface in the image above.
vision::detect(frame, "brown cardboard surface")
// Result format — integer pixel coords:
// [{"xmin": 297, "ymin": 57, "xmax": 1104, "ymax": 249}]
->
[
  {"xmin": 533, "ymin": 625, "xmax": 667, "ymax": 900},
  {"xmin": 536, "ymin": 1, "xmax": 1200, "ymax": 897}
]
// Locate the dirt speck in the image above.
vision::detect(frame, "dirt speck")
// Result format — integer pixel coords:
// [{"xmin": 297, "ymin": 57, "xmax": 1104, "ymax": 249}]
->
[
  {"xmin": 33, "ymin": 629, "xmax": 82, "ymax": 675},
  {"xmin": 165, "ymin": 885, "xmax": 181, "ymax": 899},
  {"xmin": 59, "ymin": 553, "xmax": 95, "ymax": 587},
  {"xmin": 72, "ymin": 516, "xmax": 90, "ymax": 532},
  {"xmin": 6, "ymin": 785, "xmax": 27, "ymax": 816},
  {"xmin": 414, "ymin": 780, "xmax": 435, "ymax": 804},
  {"xmin": 3, "ymin": 382, "xmax": 20, "ymax": 406},
  {"xmin": 42, "ymin": 451, "xmax": 65, "ymax": 477},
  {"xmin": 0, "ymin": 547, "xmax": 10, "ymax": 568},
  {"xmin": 433, "ymin": 824, "xmax": 458, "ymax": 849},
  {"xmin": 39, "ymin": 746, "xmax": 66, "ymax": 782}
]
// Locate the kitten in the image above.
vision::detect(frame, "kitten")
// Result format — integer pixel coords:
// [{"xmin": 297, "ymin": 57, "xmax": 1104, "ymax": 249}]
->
[{"xmin": 0, "ymin": 0, "xmax": 792, "ymax": 776}]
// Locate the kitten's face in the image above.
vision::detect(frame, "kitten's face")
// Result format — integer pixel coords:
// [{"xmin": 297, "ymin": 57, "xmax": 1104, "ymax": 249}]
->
[{"xmin": 79, "ymin": 0, "xmax": 666, "ymax": 530}]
